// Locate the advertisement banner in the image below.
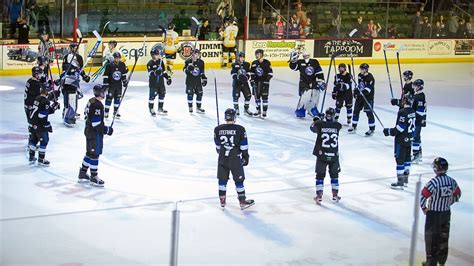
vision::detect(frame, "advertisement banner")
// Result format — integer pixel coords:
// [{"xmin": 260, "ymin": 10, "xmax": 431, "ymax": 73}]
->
[
  {"xmin": 314, "ymin": 39, "xmax": 373, "ymax": 57},
  {"xmin": 454, "ymin": 40, "xmax": 473, "ymax": 55},
  {"xmin": 428, "ymin": 40, "xmax": 452, "ymax": 55},
  {"xmin": 245, "ymin": 40, "xmax": 314, "ymax": 62},
  {"xmin": 2, "ymin": 43, "xmax": 86, "ymax": 70}
]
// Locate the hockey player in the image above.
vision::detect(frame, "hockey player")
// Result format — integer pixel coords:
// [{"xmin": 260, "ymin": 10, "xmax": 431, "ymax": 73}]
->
[
  {"xmin": 231, "ymin": 52, "xmax": 253, "ymax": 116},
  {"xmin": 348, "ymin": 63, "xmax": 375, "ymax": 136},
  {"xmin": 214, "ymin": 108, "xmax": 255, "ymax": 210},
  {"xmin": 103, "ymin": 51, "xmax": 128, "ymax": 119},
  {"xmin": 38, "ymin": 31, "xmax": 55, "ymax": 64},
  {"xmin": 78, "ymin": 84, "xmax": 114, "ymax": 187},
  {"xmin": 60, "ymin": 42, "xmax": 90, "ymax": 126},
  {"xmin": 289, "ymin": 50, "xmax": 325, "ymax": 118},
  {"xmin": 163, "ymin": 23, "xmax": 179, "ymax": 75},
  {"xmin": 147, "ymin": 46, "xmax": 172, "ymax": 116},
  {"xmin": 391, "ymin": 70, "xmax": 414, "ymax": 107},
  {"xmin": 412, "ymin": 79, "xmax": 427, "ymax": 163},
  {"xmin": 28, "ymin": 83, "xmax": 60, "ymax": 165},
  {"xmin": 383, "ymin": 93, "xmax": 416, "ymax": 189},
  {"xmin": 420, "ymin": 157, "xmax": 461, "ymax": 266},
  {"xmin": 221, "ymin": 17, "xmax": 238, "ymax": 68},
  {"xmin": 24, "ymin": 67, "xmax": 44, "ymax": 129},
  {"xmin": 184, "ymin": 49, "xmax": 207, "ymax": 114},
  {"xmin": 310, "ymin": 108, "xmax": 342, "ymax": 204},
  {"xmin": 103, "ymin": 40, "xmax": 119, "ymax": 64},
  {"xmin": 249, "ymin": 49, "xmax": 273, "ymax": 118},
  {"xmin": 332, "ymin": 63, "xmax": 353, "ymax": 124}
]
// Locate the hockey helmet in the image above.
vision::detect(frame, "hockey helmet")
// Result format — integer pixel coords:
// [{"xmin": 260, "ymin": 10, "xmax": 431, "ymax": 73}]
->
[
  {"xmin": 338, "ymin": 63, "xmax": 347, "ymax": 71},
  {"xmin": 32, "ymin": 66, "xmax": 43, "ymax": 78},
  {"xmin": 108, "ymin": 40, "xmax": 118, "ymax": 47},
  {"xmin": 93, "ymin": 84, "xmax": 107, "ymax": 98},
  {"xmin": 302, "ymin": 50, "xmax": 310, "ymax": 59},
  {"xmin": 113, "ymin": 51, "xmax": 121, "ymax": 58},
  {"xmin": 40, "ymin": 30, "xmax": 49, "ymax": 36},
  {"xmin": 403, "ymin": 70, "xmax": 413, "ymax": 81},
  {"xmin": 359, "ymin": 63, "xmax": 369, "ymax": 70},
  {"xmin": 413, "ymin": 79, "xmax": 424, "ymax": 90},
  {"xmin": 37, "ymin": 55, "xmax": 48, "ymax": 66},
  {"xmin": 402, "ymin": 93, "xmax": 415, "ymax": 106},
  {"xmin": 325, "ymin": 107, "xmax": 336, "ymax": 121},
  {"xmin": 168, "ymin": 22, "xmax": 175, "ymax": 30},
  {"xmin": 224, "ymin": 108, "xmax": 237, "ymax": 122},
  {"xmin": 255, "ymin": 49, "xmax": 264, "ymax": 56},
  {"xmin": 231, "ymin": 16, "xmax": 238, "ymax": 24},
  {"xmin": 238, "ymin": 51, "xmax": 245, "ymax": 58},
  {"xmin": 432, "ymin": 157, "xmax": 448, "ymax": 175},
  {"xmin": 69, "ymin": 42, "xmax": 79, "ymax": 50},
  {"xmin": 193, "ymin": 48, "xmax": 201, "ymax": 54}
]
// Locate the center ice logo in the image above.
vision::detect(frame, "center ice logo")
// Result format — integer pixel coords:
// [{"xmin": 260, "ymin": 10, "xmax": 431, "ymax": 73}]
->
[
  {"xmin": 255, "ymin": 66, "xmax": 264, "ymax": 77},
  {"xmin": 305, "ymin": 66, "xmax": 315, "ymax": 76},
  {"xmin": 192, "ymin": 67, "xmax": 200, "ymax": 77},
  {"xmin": 112, "ymin": 71, "xmax": 121, "ymax": 81}
]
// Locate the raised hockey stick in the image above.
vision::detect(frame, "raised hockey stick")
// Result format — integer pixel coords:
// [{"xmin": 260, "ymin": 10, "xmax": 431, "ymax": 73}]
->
[
  {"xmin": 349, "ymin": 52, "xmax": 385, "ymax": 128},
  {"xmin": 191, "ymin": 17, "xmax": 202, "ymax": 48},
  {"xmin": 212, "ymin": 69, "xmax": 220, "ymax": 126},
  {"xmin": 39, "ymin": 37, "xmax": 58, "ymax": 102},
  {"xmin": 383, "ymin": 43, "xmax": 395, "ymax": 99},
  {"xmin": 46, "ymin": 19, "xmax": 62, "ymax": 76},
  {"xmin": 57, "ymin": 28, "xmax": 83, "ymax": 92},
  {"xmin": 110, "ymin": 35, "xmax": 147, "ymax": 127},
  {"xmin": 396, "ymin": 44, "xmax": 405, "ymax": 97},
  {"xmin": 319, "ymin": 53, "xmax": 335, "ymax": 113},
  {"xmin": 100, "ymin": 21, "xmax": 111, "ymax": 37},
  {"xmin": 79, "ymin": 30, "xmax": 102, "ymax": 73}
]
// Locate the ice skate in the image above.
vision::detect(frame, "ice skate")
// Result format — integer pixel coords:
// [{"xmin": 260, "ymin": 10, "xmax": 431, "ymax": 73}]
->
[
  {"xmin": 90, "ymin": 176, "xmax": 105, "ymax": 187},
  {"xmin": 262, "ymin": 110, "xmax": 267, "ymax": 118},
  {"xmin": 239, "ymin": 198, "xmax": 255, "ymax": 210},
  {"xmin": 28, "ymin": 156, "xmax": 37, "ymax": 165},
  {"xmin": 188, "ymin": 106, "xmax": 193, "ymax": 113},
  {"xmin": 244, "ymin": 108, "xmax": 254, "ymax": 116},
  {"xmin": 390, "ymin": 181, "xmax": 404, "ymax": 190},
  {"xmin": 196, "ymin": 107, "xmax": 205, "ymax": 114},
  {"xmin": 104, "ymin": 112, "xmax": 109, "ymax": 119},
  {"xmin": 346, "ymin": 118, "xmax": 352, "ymax": 125},
  {"xmin": 115, "ymin": 113, "xmax": 121, "ymax": 119},
  {"xmin": 365, "ymin": 129, "xmax": 374, "ymax": 136},
  {"xmin": 219, "ymin": 196, "xmax": 226, "ymax": 208},
  {"xmin": 314, "ymin": 192, "xmax": 323, "ymax": 205},
  {"xmin": 158, "ymin": 108, "xmax": 168, "ymax": 115},
  {"xmin": 38, "ymin": 158, "xmax": 50, "ymax": 166},
  {"xmin": 149, "ymin": 108, "xmax": 157, "ymax": 116},
  {"xmin": 347, "ymin": 127, "xmax": 356, "ymax": 133},
  {"xmin": 332, "ymin": 191, "xmax": 341, "ymax": 203},
  {"xmin": 235, "ymin": 108, "xmax": 240, "ymax": 116},
  {"xmin": 78, "ymin": 168, "xmax": 90, "ymax": 183}
]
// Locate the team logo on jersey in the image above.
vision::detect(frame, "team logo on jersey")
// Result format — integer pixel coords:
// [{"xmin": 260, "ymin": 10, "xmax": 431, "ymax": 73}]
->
[
  {"xmin": 305, "ymin": 66, "xmax": 315, "ymax": 76},
  {"xmin": 237, "ymin": 69, "xmax": 247, "ymax": 76},
  {"xmin": 112, "ymin": 71, "xmax": 122, "ymax": 81},
  {"xmin": 255, "ymin": 66, "xmax": 264, "ymax": 77},
  {"xmin": 192, "ymin": 67, "xmax": 200, "ymax": 77},
  {"xmin": 178, "ymin": 42, "xmax": 196, "ymax": 60}
]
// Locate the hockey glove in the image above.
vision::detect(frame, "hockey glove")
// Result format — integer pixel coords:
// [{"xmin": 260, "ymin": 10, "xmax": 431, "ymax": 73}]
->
[
  {"xmin": 122, "ymin": 79, "xmax": 128, "ymax": 87},
  {"xmin": 77, "ymin": 89, "xmax": 84, "ymax": 99},
  {"xmin": 238, "ymin": 74, "xmax": 248, "ymax": 83},
  {"xmin": 51, "ymin": 101, "xmax": 60, "ymax": 111},
  {"xmin": 82, "ymin": 75, "xmax": 91, "ymax": 83},
  {"xmin": 390, "ymin": 98, "xmax": 400, "ymax": 106},
  {"xmin": 241, "ymin": 155, "xmax": 249, "ymax": 166},
  {"xmin": 54, "ymin": 79, "xmax": 62, "ymax": 86},
  {"xmin": 316, "ymin": 80, "xmax": 326, "ymax": 91},
  {"xmin": 421, "ymin": 119, "xmax": 427, "ymax": 127},
  {"xmin": 166, "ymin": 78, "xmax": 172, "ymax": 85},
  {"xmin": 332, "ymin": 91, "xmax": 337, "ymax": 100},
  {"xmin": 201, "ymin": 79, "xmax": 207, "ymax": 87},
  {"xmin": 289, "ymin": 51, "xmax": 299, "ymax": 63},
  {"xmin": 186, "ymin": 64, "xmax": 195, "ymax": 74},
  {"xmin": 383, "ymin": 128, "xmax": 394, "ymax": 136},
  {"xmin": 105, "ymin": 126, "xmax": 114, "ymax": 136},
  {"xmin": 313, "ymin": 116, "xmax": 321, "ymax": 122}
]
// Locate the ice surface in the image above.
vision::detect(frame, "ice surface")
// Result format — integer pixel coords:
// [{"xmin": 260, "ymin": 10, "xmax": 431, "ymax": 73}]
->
[{"xmin": 1, "ymin": 63, "xmax": 473, "ymax": 265}]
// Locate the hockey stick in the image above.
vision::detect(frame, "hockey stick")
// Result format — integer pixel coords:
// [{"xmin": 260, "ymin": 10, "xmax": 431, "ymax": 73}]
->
[
  {"xmin": 46, "ymin": 19, "xmax": 62, "ymax": 76},
  {"xmin": 39, "ymin": 37, "xmax": 58, "ymax": 102},
  {"xmin": 349, "ymin": 52, "xmax": 385, "ymax": 128},
  {"xmin": 396, "ymin": 44, "xmax": 405, "ymax": 98},
  {"xmin": 57, "ymin": 28, "xmax": 83, "ymax": 92},
  {"xmin": 110, "ymin": 35, "xmax": 147, "ymax": 128},
  {"xmin": 383, "ymin": 43, "xmax": 395, "ymax": 99},
  {"xmin": 100, "ymin": 21, "xmax": 111, "ymax": 37},
  {"xmin": 191, "ymin": 17, "xmax": 202, "ymax": 48},
  {"xmin": 212, "ymin": 69, "xmax": 220, "ymax": 126},
  {"xmin": 319, "ymin": 53, "xmax": 335, "ymax": 113},
  {"xmin": 79, "ymin": 30, "xmax": 102, "ymax": 74}
]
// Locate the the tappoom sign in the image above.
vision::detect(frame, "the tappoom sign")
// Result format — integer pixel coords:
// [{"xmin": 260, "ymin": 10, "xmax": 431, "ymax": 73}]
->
[{"xmin": 314, "ymin": 39, "xmax": 373, "ymax": 57}]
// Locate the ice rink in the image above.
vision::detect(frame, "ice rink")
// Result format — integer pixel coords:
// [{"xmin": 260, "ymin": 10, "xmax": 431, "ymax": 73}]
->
[{"xmin": 1, "ymin": 62, "xmax": 473, "ymax": 265}]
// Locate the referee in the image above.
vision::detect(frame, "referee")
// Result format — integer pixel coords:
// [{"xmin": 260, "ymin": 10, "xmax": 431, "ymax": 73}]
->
[{"xmin": 420, "ymin": 157, "xmax": 462, "ymax": 266}]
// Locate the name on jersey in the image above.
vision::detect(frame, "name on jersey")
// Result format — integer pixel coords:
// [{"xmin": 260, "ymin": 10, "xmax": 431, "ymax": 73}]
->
[
  {"xmin": 321, "ymin": 128, "xmax": 338, "ymax": 133},
  {"xmin": 219, "ymin": 130, "xmax": 236, "ymax": 135}
]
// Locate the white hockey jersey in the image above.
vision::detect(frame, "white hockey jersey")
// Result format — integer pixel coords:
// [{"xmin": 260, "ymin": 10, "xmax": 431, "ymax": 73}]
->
[
  {"xmin": 223, "ymin": 25, "xmax": 238, "ymax": 48},
  {"xmin": 163, "ymin": 30, "xmax": 179, "ymax": 54}
]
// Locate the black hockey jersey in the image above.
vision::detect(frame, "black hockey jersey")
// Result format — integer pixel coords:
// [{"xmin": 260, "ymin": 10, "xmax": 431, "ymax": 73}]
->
[
  {"xmin": 62, "ymin": 53, "xmax": 86, "ymax": 88},
  {"xmin": 24, "ymin": 78, "xmax": 42, "ymax": 108},
  {"xmin": 333, "ymin": 71, "xmax": 352, "ymax": 92},
  {"xmin": 214, "ymin": 123, "xmax": 249, "ymax": 160},
  {"xmin": 403, "ymin": 81, "xmax": 414, "ymax": 96},
  {"xmin": 147, "ymin": 59, "xmax": 170, "ymax": 87},
  {"xmin": 393, "ymin": 107, "xmax": 416, "ymax": 146},
  {"xmin": 356, "ymin": 73, "xmax": 375, "ymax": 100},
  {"xmin": 184, "ymin": 58, "xmax": 207, "ymax": 86},
  {"xmin": 250, "ymin": 59, "xmax": 273, "ymax": 82},
  {"xmin": 310, "ymin": 120, "xmax": 342, "ymax": 158},
  {"xmin": 231, "ymin": 61, "xmax": 251, "ymax": 84},
  {"xmin": 289, "ymin": 58, "xmax": 324, "ymax": 85},
  {"xmin": 30, "ymin": 95, "xmax": 56, "ymax": 132},
  {"xmin": 84, "ymin": 97, "xmax": 106, "ymax": 135},
  {"xmin": 413, "ymin": 92, "xmax": 427, "ymax": 126},
  {"xmin": 103, "ymin": 61, "xmax": 128, "ymax": 88}
]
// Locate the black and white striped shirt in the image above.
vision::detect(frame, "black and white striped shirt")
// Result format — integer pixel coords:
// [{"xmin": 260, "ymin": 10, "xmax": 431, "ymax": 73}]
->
[{"xmin": 420, "ymin": 174, "xmax": 461, "ymax": 212}]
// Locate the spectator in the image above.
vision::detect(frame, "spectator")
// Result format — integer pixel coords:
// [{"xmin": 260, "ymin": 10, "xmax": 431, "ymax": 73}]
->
[
  {"xmin": 261, "ymin": 10, "xmax": 273, "ymax": 38},
  {"xmin": 421, "ymin": 16, "xmax": 431, "ymax": 38},
  {"xmin": 466, "ymin": 17, "xmax": 472, "ymax": 38},
  {"xmin": 216, "ymin": 0, "xmax": 233, "ymax": 22},
  {"xmin": 328, "ymin": 8, "xmax": 341, "ymax": 37},
  {"xmin": 302, "ymin": 18, "xmax": 313, "ymax": 38},
  {"xmin": 274, "ymin": 15, "xmax": 285, "ymax": 39},
  {"xmin": 350, "ymin": 16, "xmax": 365, "ymax": 38},
  {"xmin": 434, "ymin": 21, "xmax": 446, "ymax": 38},
  {"xmin": 446, "ymin": 12, "xmax": 458, "ymax": 38},
  {"xmin": 387, "ymin": 25, "xmax": 399, "ymax": 38},
  {"xmin": 198, "ymin": 19, "xmax": 211, "ymax": 40},
  {"xmin": 367, "ymin": 19, "xmax": 382, "ymax": 38},
  {"xmin": 289, "ymin": 14, "xmax": 300, "ymax": 39},
  {"xmin": 411, "ymin": 11, "xmax": 421, "ymax": 38},
  {"xmin": 37, "ymin": 4, "xmax": 50, "ymax": 33},
  {"xmin": 295, "ymin": 0, "xmax": 307, "ymax": 23},
  {"xmin": 9, "ymin": 0, "xmax": 23, "ymax": 39},
  {"xmin": 457, "ymin": 18, "xmax": 467, "ymax": 38},
  {"xmin": 17, "ymin": 17, "xmax": 30, "ymax": 44},
  {"xmin": 438, "ymin": 15, "xmax": 445, "ymax": 27}
]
